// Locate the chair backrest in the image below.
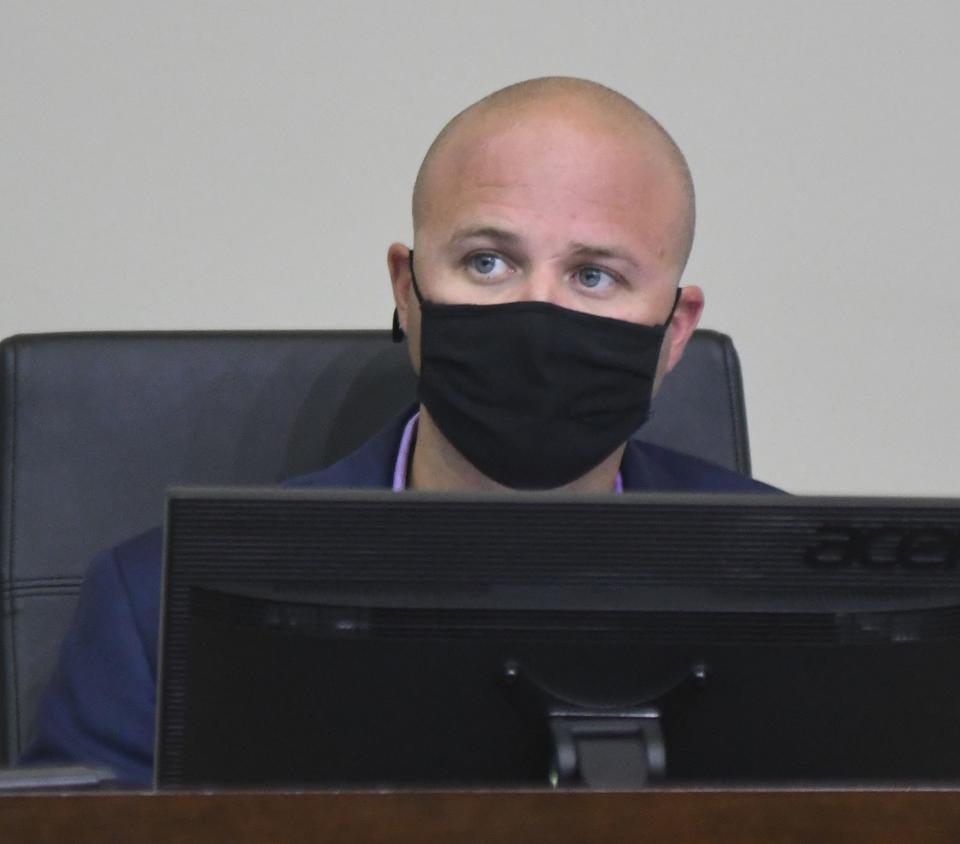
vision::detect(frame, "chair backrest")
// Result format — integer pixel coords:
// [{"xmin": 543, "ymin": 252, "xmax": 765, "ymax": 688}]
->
[{"xmin": 0, "ymin": 328, "xmax": 752, "ymax": 764}]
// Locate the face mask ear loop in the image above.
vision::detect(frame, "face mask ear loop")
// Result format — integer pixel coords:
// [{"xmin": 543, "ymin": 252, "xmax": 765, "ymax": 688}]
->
[
  {"xmin": 391, "ymin": 309, "xmax": 404, "ymax": 343},
  {"xmin": 408, "ymin": 249, "xmax": 426, "ymax": 305},
  {"xmin": 392, "ymin": 249, "xmax": 423, "ymax": 343},
  {"xmin": 663, "ymin": 287, "xmax": 683, "ymax": 326}
]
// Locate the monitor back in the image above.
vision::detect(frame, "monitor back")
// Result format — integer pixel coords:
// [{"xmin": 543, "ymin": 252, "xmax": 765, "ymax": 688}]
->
[{"xmin": 157, "ymin": 489, "xmax": 960, "ymax": 788}]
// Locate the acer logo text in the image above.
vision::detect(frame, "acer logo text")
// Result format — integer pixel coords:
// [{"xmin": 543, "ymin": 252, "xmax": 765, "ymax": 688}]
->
[{"xmin": 803, "ymin": 524, "xmax": 960, "ymax": 570}]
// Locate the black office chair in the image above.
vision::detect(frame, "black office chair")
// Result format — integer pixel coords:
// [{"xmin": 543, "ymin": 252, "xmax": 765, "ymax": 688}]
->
[{"xmin": 0, "ymin": 328, "xmax": 752, "ymax": 765}]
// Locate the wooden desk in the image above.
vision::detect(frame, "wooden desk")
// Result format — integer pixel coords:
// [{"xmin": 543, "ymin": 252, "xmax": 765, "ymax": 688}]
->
[{"xmin": 2, "ymin": 789, "xmax": 960, "ymax": 843}]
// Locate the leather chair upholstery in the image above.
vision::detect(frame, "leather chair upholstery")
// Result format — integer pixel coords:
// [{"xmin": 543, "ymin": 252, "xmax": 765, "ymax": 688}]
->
[{"xmin": 0, "ymin": 328, "xmax": 752, "ymax": 764}]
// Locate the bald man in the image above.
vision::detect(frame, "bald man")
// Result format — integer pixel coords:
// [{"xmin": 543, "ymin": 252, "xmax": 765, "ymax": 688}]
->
[
  {"xmin": 389, "ymin": 77, "xmax": 706, "ymax": 492},
  {"xmin": 22, "ymin": 78, "xmax": 774, "ymax": 786}
]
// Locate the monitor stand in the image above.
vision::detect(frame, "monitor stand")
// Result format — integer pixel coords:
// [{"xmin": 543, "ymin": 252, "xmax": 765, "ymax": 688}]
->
[{"xmin": 504, "ymin": 660, "xmax": 708, "ymax": 789}]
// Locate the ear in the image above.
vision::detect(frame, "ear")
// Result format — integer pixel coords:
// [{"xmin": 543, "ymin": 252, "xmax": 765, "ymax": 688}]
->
[
  {"xmin": 662, "ymin": 284, "xmax": 705, "ymax": 375},
  {"xmin": 387, "ymin": 242, "xmax": 413, "ymax": 334}
]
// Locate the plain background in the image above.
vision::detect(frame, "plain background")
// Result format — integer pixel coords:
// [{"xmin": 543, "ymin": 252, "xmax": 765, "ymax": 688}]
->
[{"xmin": 3, "ymin": 1, "xmax": 958, "ymax": 495}]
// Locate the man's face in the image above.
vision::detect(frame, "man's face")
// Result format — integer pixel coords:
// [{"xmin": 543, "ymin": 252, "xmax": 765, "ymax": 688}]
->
[{"xmin": 390, "ymin": 106, "xmax": 703, "ymax": 387}]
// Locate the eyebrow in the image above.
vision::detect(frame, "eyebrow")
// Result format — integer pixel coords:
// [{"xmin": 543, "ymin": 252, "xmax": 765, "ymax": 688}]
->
[
  {"xmin": 446, "ymin": 226, "xmax": 642, "ymax": 271},
  {"xmin": 448, "ymin": 226, "xmax": 523, "ymax": 246},
  {"xmin": 567, "ymin": 242, "xmax": 641, "ymax": 270}
]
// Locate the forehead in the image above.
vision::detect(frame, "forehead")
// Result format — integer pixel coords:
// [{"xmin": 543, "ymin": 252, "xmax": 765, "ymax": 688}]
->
[{"xmin": 419, "ymin": 109, "xmax": 686, "ymax": 268}]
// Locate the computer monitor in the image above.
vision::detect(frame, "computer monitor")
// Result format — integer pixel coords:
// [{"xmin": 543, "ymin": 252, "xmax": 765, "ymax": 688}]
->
[{"xmin": 156, "ymin": 488, "xmax": 960, "ymax": 789}]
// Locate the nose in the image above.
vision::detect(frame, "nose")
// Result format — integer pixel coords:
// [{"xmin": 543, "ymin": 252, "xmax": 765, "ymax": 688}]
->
[{"xmin": 517, "ymin": 266, "xmax": 564, "ymax": 307}]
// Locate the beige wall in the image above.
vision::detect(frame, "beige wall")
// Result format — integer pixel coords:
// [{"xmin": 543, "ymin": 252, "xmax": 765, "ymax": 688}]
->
[{"xmin": 3, "ymin": 1, "xmax": 959, "ymax": 495}]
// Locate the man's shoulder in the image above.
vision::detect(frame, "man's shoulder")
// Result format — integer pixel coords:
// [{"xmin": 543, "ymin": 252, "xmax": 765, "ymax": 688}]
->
[
  {"xmin": 104, "ymin": 413, "xmax": 408, "ymax": 605},
  {"xmin": 622, "ymin": 439, "xmax": 780, "ymax": 493},
  {"xmin": 101, "ymin": 527, "xmax": 163, "ymax": 608},
  {"xmin": 55, "ymin": 413, "xmax": 408, "ymax": 718},
  {"xmin": 283, "ymin": 412, "xmax": 408, "ymax": 490},
  {"xmin": 92, "ymin": 527, "xmax": 165, "ymax": 668}
]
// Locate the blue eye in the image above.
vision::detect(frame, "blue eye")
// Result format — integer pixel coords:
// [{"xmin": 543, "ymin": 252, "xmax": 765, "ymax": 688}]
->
[
  {"xmin": 468, "ymin": 253, "xmax": 506, "ymax": 277},
  {"xmin": 575, "ymin": 267, "xmax": 615, "ymax": 291}
]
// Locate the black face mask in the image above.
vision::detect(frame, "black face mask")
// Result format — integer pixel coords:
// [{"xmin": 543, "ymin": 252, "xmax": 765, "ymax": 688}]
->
[{"xmin": 393, "ymin": 252, "xmax": 680, "ymax": 490}]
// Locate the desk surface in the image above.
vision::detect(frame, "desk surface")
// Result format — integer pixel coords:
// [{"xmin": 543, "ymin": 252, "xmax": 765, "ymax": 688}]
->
[{"xmin": 3, "ymin": 789, "xmax": 960, "ymax": 843}]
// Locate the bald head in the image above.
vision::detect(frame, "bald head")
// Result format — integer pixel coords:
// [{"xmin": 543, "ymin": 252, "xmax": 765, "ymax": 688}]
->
[{"xmin": 412, "ymin": 77, "xmax": 696, "ymax": 274}]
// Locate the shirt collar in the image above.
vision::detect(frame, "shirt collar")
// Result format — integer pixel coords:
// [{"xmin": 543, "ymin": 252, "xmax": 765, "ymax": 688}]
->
[
  {"xmin": 392, "ymin": 411, "xmax": 623, "ymax": 493},
  {"xmin": 391, "ymin": 412, "xmax": 420, "ymax": 491}
]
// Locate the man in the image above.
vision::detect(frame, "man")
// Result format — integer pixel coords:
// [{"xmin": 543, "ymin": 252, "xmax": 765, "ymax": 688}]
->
[{"xmin": 22, "ymin": 77, "xmax": 775, "ymax": 786}]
